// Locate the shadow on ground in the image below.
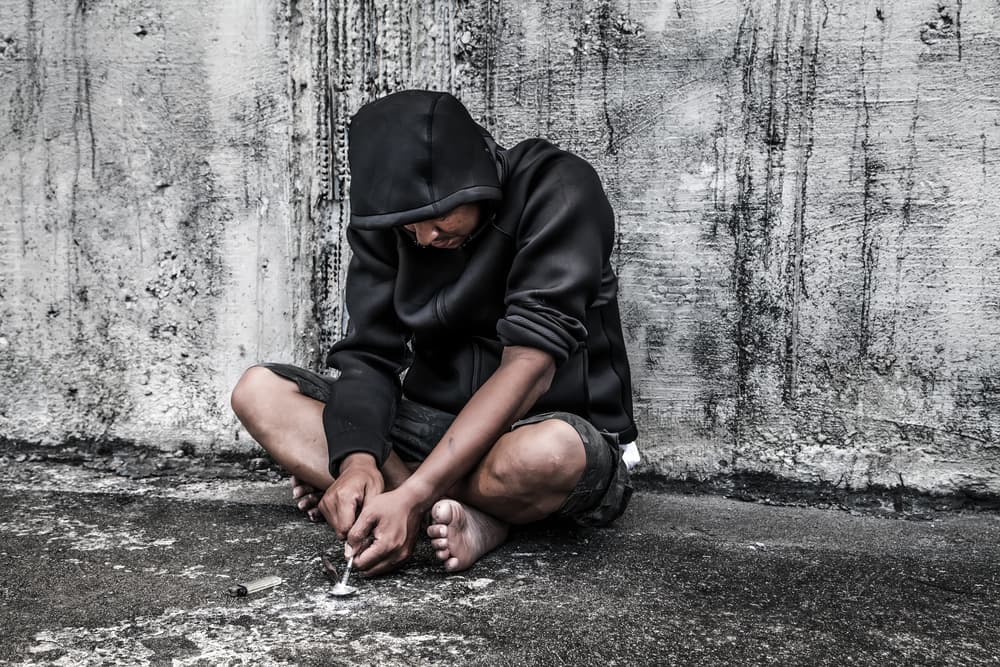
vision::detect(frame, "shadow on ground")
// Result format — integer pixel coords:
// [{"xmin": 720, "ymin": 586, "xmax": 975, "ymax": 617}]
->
[{"xmin": 0, "ymin": 447, "xmax": 998, "ymax": 665}]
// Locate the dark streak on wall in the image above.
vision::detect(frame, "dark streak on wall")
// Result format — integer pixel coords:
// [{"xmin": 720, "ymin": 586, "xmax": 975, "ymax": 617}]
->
[
  {"xmin": 311, "ymin": 0, "xmax": 339, "ymax": 365},
  {"xmin": 479, "ymin": 0, "xmax": 497, "ymax": 129},
  {"xmin": 899, "ymin": 99, "xmax": 919, "ymax": 230},
  {"xmin": 857, "ymin": 35, "xmax": 878, "ymax": 361},
  {"xmin": 729, "ymin": 3, "xmax": 764, "ymax": 441},
  {"xmin": 782, "ymin": 0, "xmax": 824, "ymax": 405},
  {"xmin": 73, "ymin": 1, "xmax": 97, "ymax": 179},
  {"xmin": 10, "ymin": 0, "xmax": 41, "ymax": 262}
]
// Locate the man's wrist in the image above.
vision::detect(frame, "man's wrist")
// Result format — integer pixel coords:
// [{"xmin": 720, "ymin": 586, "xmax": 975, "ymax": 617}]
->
[
  {"xmin": 339, "ymin": 452, "xmax": 378, "ymax": 473},
  {"xmin": 397, "ymin": 474, "xmax": 439, "ymax": 511}
]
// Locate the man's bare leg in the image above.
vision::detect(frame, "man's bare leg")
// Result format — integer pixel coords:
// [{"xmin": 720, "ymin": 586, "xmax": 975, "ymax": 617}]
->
[
  {"xmin": 428, "ymin": 419, "xmax": 587, "ymax": 572},
  {"xmin": 231, "ymin": 367, "xmax": 332, "ymax": 488},
  {"xmin": 232, "ymin": 366, "xmax": 588, "ymax": 571},
  {"xmin": 231, "ymin": 367, "xmax": 413, "ymax": 520}
]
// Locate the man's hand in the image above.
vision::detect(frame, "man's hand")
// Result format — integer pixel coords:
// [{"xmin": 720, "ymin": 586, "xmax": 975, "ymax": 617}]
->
[
  {"xmin": 318, "ymin": 453, "xmax": 384, "ymax": 540},
  {"xmin": 345, "ymin": 487, "xmax": 424, "ymax": 577}
]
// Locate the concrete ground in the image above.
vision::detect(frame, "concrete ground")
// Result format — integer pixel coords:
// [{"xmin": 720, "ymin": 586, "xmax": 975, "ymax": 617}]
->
[{"xmin": 1, "ymin": 447, "xmax": 998, "ymax": 666}]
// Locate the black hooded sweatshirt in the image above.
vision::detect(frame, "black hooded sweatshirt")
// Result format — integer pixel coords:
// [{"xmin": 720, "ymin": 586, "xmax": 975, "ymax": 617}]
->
[{"xmin": 322, "ymin": 90, "xmax": 637, "ymax": 475}]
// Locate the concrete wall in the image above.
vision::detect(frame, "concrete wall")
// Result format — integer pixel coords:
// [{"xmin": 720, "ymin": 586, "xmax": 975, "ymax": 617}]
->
[
  {"xmin": 2, "ymin": 0, "xmax": 998, "ymax": 496},
  {"xmin": 0, "ymin": 0, "xmax": 301, "ymax": 449}
]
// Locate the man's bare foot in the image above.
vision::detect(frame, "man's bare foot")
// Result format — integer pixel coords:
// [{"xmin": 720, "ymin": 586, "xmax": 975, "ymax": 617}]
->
[
  {"xmin": 291, "ymin": 475, "xmax": 323, "ymax": 523},
  {"xmin": 426, "ymin": 499, "xmax": 509, "ymax": 572}
]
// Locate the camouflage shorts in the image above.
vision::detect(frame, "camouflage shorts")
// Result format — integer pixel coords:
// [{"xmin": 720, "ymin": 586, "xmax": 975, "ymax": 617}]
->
[{"xmin": 261, "ymin": 362, "xmax": 633, "ymax": 527}]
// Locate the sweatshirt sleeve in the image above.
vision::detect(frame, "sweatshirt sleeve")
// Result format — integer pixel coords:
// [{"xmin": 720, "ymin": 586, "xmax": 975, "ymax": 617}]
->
[
  {"xmin": 496, "ymin": 154, "xmax": 613, "ymax": 364},
  {"xmin": 323, "ymin": 225, "xmax": 411, "ymax": 476}
]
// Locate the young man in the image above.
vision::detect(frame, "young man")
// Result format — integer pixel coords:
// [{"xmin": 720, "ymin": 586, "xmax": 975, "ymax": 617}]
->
[{"xmin": 231, "ymin": 90, "xmax": 638, "ymax": 576}]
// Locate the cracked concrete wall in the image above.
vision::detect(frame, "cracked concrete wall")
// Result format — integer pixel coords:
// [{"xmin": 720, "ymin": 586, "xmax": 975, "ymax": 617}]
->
[
  {"xmin": 2, "ymin": 0, "xmax": 999, "ymax": 497},
  {"xmin": 0, "ymin": 0, "xmax": 300, "ymax": 450}
]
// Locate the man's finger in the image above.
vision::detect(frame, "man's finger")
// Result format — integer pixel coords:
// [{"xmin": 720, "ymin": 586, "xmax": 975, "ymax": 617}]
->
[
  {"xmin": 353, "ymin": 538, "xmax": 393, "ymax": 572},
  {"xmin": 334, "ymin": 495, "xmax": 360, "ymax": 540},
  {"xmin": 297, "ymin": 492, "xmax": 320, "ymax": 510},
  {"xmin": 346, "ymin": 513, "xmax": 379, "ymax": 563}
]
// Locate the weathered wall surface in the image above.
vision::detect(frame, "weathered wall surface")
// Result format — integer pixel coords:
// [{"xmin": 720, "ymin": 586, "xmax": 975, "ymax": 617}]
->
[
  {"xmin": 0, "ymin": 0, "xmax": 301, "ymax": 449},
  {"xmin": 3, "ymin": 0, "xmax": 999, "ymax": 496}
]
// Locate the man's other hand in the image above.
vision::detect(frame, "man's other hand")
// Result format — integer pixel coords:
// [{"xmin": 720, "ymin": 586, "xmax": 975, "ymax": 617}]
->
[
  {"xmin": 319, "ymin": 453, "xmax": 384, "ymax": 540},
  {"xmin": 346, "ymin": 488, "xmax": 423, "ymax": 577}
]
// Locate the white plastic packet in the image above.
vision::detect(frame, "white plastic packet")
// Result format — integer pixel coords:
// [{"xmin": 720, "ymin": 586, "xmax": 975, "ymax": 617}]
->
[{"xmin": 619, "ymin": 442, "xmax": 641, "ymax": 470}]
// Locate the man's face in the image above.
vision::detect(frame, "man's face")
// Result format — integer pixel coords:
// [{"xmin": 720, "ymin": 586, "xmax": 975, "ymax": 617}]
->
[{"xmin": 403, "ymin": 203, "xmax": 481, "ymax": 250}]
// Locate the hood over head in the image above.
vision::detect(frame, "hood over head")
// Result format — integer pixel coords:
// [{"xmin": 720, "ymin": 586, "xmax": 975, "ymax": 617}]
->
[{"xmin": 347, "ymin": 90, "xmax": 503, "ymax": 230}]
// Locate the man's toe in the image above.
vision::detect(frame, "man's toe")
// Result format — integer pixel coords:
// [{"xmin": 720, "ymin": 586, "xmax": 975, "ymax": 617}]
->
[{"xmin": 431, "ymin": 499, "xmax": 454, "ymax": 524}]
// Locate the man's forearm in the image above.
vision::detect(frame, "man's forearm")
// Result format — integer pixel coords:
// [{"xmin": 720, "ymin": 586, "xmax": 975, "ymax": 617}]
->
[{"xmin": 397, "ymin": 346, "xmax": 555, "ymax": 509}]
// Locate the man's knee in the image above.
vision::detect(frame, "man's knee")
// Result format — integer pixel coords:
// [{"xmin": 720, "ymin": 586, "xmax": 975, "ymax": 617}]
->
[
  {"xmin": 487, "ymin": 420, "xmax": 587, "ymax": 493},
  {"xmin": 231, "ymin": 366, "xmax": 282, "ymax": 423}
]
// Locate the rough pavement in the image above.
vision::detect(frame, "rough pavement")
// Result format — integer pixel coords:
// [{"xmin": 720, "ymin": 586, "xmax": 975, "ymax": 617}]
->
[{"xmin": 1, "ymin": 448, "xmax": 998, "ymax": 666}]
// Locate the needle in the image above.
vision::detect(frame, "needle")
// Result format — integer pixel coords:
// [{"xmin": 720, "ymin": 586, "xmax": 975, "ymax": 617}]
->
[{"xmin": 339, "ymin": 555, "xmax": 354, "ymax": 588}]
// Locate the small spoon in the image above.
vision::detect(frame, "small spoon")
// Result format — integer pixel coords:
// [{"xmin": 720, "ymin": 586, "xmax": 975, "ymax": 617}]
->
[{"xmin": 330, "ymin": 555, "xmax": 357, "ymax": 597}]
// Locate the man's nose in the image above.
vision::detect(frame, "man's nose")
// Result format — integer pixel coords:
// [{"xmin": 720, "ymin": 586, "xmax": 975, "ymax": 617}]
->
[{"xmin": 413, "ymin": 223, "xmax": 438, "ymax": 246}]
